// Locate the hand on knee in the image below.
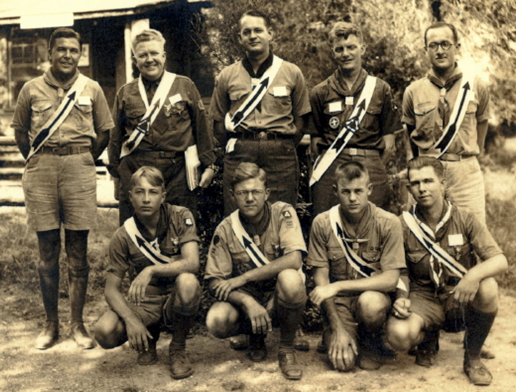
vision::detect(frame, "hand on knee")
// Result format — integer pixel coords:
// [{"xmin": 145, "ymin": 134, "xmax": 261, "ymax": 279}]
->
[
  {"xmin": 277, "ymin": 269, "xmax": 306, "ymax": 305},
  {"xmin": 472, "ymin": 278, "xmax": 499, "ymax": 313},
  {"xmin": 175, "ymin": 273, "xmax": 201, "ymax": 305}
]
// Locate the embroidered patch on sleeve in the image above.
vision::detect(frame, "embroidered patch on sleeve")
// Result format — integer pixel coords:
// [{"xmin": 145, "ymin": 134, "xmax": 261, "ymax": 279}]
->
[
  {"xmin": 185, "ymin": 218, "xmax": 193, "ymax": 226},
  {"xmin": 283, "ymin": 210, "xmax": 292, "ymax": 218}
]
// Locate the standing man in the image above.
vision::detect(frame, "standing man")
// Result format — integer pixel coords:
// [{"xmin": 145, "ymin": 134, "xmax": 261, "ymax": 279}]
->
[
  {"xmin": 109, "ymin": 29, "xmax": 218, "ymax": 225},
  {"xmin": 309, "ymin": 22, "xmax": 401, "ymax": 216},
  {"xmin": 308, "ymin": 161, "xmax": 405, "ymax": 371},
  {"xmin": 209, "ymin": 10, "xmax": 311, "ymax": 216},
  {"xmin": 205, "ymin": 162, "xmax": 307, "ymax": 380},
  {"xmin": 386, "ymin": 157, "xmax": 506, "ymax": 386},
  {"xmin": 11, "ymin": 27, "xmax": 114, "ymax": 349},
  {"xmin": 95, "ymin": 166, "xmax": 201, "ymax": 379},
  {"xmin": 402, "ymin": 22, "xmax": 489, "ymax": 223}
]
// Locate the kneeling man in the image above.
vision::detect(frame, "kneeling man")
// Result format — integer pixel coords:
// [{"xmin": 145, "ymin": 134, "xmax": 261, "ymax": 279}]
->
[
  {"xmin": 308, "ymin": 161, "xmax": 405, "ymax": 371},
  {"xmin": 386, "ymin": 156, "xmax": 507, "ymax": 386},
  {"xmin": 95, "ymin": 166, "xmax": 201, "ymax": 380},
  {"xmin": 205, "ymin": 162, "xmax": 307, "ymax": 380}
]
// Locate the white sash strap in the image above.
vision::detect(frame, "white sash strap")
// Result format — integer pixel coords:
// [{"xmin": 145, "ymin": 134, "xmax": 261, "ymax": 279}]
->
[
  {"xmin": 310, "ymin": 76, "xmax": 377, "ymax": 186},
  {"xmin": 27, "ymin": 74, "xmax": 89, "ymax": 161},
  {"xmin": 230, "ymin": 211, "xmax": 270, "ymax": 269},
  {"xmin": 329, "ymin": 205, "xmax": 407, "ymax": 292},
  {"xmin": 431, "ymin": 75, "xmax": 476, "ymax": 158},
  {"xmin": 224, "ymin": 55, "xmax": 284, "ymax": 133},
  {"xmin": 121, "ymin": 71, "xmax": 177, "ymax": 158},
  {"xmin": 124, "ymin": 217, "xmax": 173, "ymax": 265},
  {"xmin": 402, "ymin": 209, "xmax": 468, "ymax": 279}
]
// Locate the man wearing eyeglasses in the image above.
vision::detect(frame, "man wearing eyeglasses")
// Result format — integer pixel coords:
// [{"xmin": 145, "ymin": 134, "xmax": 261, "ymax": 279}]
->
[
  {"xmin": 109, "ymin": 29, "xmax": 218, "ymax": 225},
  {"xmin": 204, "ymin": 162, "xmax": 307, "ymax": 380},
  {"xmin": 402, "ymin": 22, "xmax": 490, "ymax": 224}
]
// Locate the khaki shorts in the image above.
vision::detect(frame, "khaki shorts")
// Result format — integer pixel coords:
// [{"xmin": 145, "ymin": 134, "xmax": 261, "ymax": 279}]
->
[
  {"xmin": 128, "ymin": 293, "xmax": 175, "ymax": 327},
  {"xmin": 22, "ymin": 152, "xmax": 97, "ymax": 231}
]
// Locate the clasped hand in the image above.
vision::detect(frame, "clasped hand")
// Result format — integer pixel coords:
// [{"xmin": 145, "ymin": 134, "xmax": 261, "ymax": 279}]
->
[{"xmin": 213, "ymin": 276, "xmax": 247, "ymax": 301}]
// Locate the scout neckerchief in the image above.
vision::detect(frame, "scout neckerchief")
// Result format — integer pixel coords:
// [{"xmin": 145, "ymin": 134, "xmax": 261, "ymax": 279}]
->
[
  {"xmin": 124, "ymin": 215, "xmax": 174, "ymax": 265},
  {"xmin": 428, "ymin": 72, "xmax": 476, "ymax": 158},
  {"xmin": 120, "ymin": 71, "xmax": 176, "ymax": 158},
  {"xmin": 230, "ymin": 209, "xmax": 270, "ymax": 269},
  {"xmin": 27, "ymin": 73, "xmax": 89, "ymax": 161},
  {"xmin": 402, "ymin": 202, "xmax": 468, "ymax": 288},
  {"xmin": 310, "ymin": 75, "xmax": 377, "ymax": 186},
  {"xmin": 329, "ymin": 205, "xmax": 407, "ymax": 292}
]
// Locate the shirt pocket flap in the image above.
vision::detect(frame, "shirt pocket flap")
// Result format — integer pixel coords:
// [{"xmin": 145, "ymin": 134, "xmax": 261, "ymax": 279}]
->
[
  {"xmin": 415, "ymin": 103, "xmax": 436, "ymax": 116},
  {"xmin": 229, "ymin": 89, "xmax": 249, "ymax": 101},
  {"xmin": 31, "ymin": 102, "xmax": 52, "ymax": 113},
  {"xmin": 362, "ymin": 251, "xmax": 381, "ymax": 263},
  {"xmin": 366, "ymin": 103, "xmax": 382, "ymax": 115},
  {"xmin": 466, "ymin": 101, "xmax": 478, "ymax": 114},
  {"xmin": 127, "ymin": 107, "xmax": 146, "ymax": 119},
  {"xmin": 407, "ymin": 250, "xmax": 428, "ymax": 264},
  {"xmin": 74, "ymin": 103, "xmax": 93, "ymax": 113},
  {"xmin": 268, "ymin": 86, "xmax": 291, "ymax": 97},
  {"xmin": 327, "ymin": 246, "xmax": 345, "ymax": 262}
]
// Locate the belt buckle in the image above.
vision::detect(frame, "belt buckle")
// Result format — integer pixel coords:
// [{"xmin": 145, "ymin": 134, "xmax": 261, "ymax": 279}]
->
[
  {"xmin": 258, "ymin": 131, "xmax": 267, "ymax": 140},
  {"xmin": 349, "ymin": 148, "xmax": 358, "ymax": 156}
]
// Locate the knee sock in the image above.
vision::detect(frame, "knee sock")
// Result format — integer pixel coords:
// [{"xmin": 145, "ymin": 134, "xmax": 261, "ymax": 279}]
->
[
  {"xmin": 464, "ymin": 307, "xmax": 497, "ymax": 361},
  {"xmin": 169, "ymin": 303, "xmax": 199, "ymax": 352},
  {"xmin": 277, "ymin": 296, "xmax": 306, "ymax": 352},
  {"xmin": 38, "ymin": 264, "xmax": 60, "ymax": 323},
  {"xmin": 417, "ymin": 329, "xmax": 440, "ymax": 352},
  {"xmin": 68, "ymin": 265, "xmax": 90, "ymax": 325}
]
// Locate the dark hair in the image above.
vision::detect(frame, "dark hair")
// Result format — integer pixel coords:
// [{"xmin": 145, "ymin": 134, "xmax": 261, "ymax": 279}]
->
[
  {"xmin": 328, "ymin": 21, "xmax": 363, "ymax": 45},
  {"xmin": 130, "ymin": 166, "xmax": 165, "ymax": 190},
  {"xmin": 230, "ymin": 162, "xmax": 267, "ymax": 189},
  {"xmin": 131, "ymin": 29, "xmax": 166, "ymax": 53},
  {"xmin": 407, "ymin": 156, "xmax": 444, "ymax": 180},
  {"xmin": 424, "ymin": 22, "xmax": 459, "ymax": 46},
  {"xmin": 239, "ymin": 10, "xmax": 271, "ymax": 30},
  {"xmin": 334, "ymin": 161, "xmax": 370, "ymax": 184},
  {"xmin": 49, "ymin": 28, "xmax": 82, "ymax": 51}
]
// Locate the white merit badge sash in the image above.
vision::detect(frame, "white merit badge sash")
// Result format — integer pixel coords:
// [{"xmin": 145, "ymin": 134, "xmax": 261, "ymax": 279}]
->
[
  {"xmin": 124, "ymin": 217, "xmax": 173, "ymax": 265},
  {"xmin": 310, "ymin": 76, "xmax": 377, "ymax": 186},
  {"xmin": 224, "ymin": 55, "xmax": 284, "ymax": 152},
  {"xmin": 120, "ymin": 71, "xmax": 176, "ymax": 158},
  {"xmin": 230, "ymin": 210, "xmax": 270, "ymax": 269},
  {"xmin": 402, "ymin": 203, "xmax": 468, "ymax": 280},
  {"xmin": 431, "ymin": 74, "xmax": 476, "ymax": 158},
  {"xmin": 329, "ymin": 205, "xmax": 407, "ymax": 292},
  {"xmin": 27, "ymin": 74, "xmax": 89, "ymax": 161}
]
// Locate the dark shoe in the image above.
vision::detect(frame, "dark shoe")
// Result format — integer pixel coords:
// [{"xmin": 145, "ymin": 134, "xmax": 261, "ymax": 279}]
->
[
  {"xmin": 378, "ymin": 344, "xmax": 397, "ymax": 358},
  {"xmin": 138, "ymin": 338, "xmax": 158, "ymax": 366},
  {"xmin": 481, "ymin": 347, "xmax": 495, "ymax": 359},
  {"xmin": 415, "ymin": 348, "xmax": 438, "ymax": 367},
  {"xmin": 407, "ymin": 346, "xmax": 417, "ymax": 356},
  {"xmin": 70, "ymin": 323, "xmax": 94, "ymax": 349},
  {"xmin": 464, "ymin": 358, "xmax": 493, "ymax": 386},
  {"xmin": 278, "ymin": 350, "xmax": 302, "ymax": 380},
  {"xmin": 316, "ymin": 329, "xmax": 330, "ymax": 354},
  {"xmin": 357, "ymin": 351, "xmax": 381, "ymax": 370},
  {"xmin": 246, "ymin": 334, "xmax": 267, "ymax": 362},
  {"xmin": 35, "ymin": 321, "xmax": 59, "ymax": 350},
  {"xmin": 229, "ymin": 334, "xmax": 249, "ymax": 351},
  {"xmin": 294, "ymin": 328, "xmax": 310, "ymax": 352},
  {"xmin": 169, "ymin": 349, "xmax": 194, "ymax": 380}
]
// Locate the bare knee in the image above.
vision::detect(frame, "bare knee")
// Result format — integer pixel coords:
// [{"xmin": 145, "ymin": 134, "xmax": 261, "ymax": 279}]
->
[
  {"xmin": 473, "ymin": 277, "xmax": 499, "ymax": 312},
  {"xmin": 356, "ymin": 291, "xmax": 390, "ymax": 327},
  {"xmin": 94, "ymin": 312, "xmax": 125, "ymax": 349},
  {"xmin": 206, "ymin": 302, "xmax": 238, "ymax": 339},
  {"xmin": 277, "ymin": 269, "xmax": 305, "ymax": 303},
  {"xmin": 175, "ymin": 273, "xmax": 201, "ymax": 304}
]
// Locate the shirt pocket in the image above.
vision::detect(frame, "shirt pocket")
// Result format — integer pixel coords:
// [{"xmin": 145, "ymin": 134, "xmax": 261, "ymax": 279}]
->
[
  {"xmin": 265, "ymin": 86, "xmax": 292, "ymax": 115},
  {"xmin": 413, "ymin": 102, "xmax": 437, "ymax": 139},
  {"xmin": 326, "ymin": 246, "xmax": 348, "ymax": 280},
  {"xmin": 230, "ymin": 250, "xmax": 252, "ymax": 276},
  {"xmin": 31, "ymin": 101, "xmax": 53, "ymax": 130},
  {"xmin": 125, "ymin": 106, "xmax": 146, "ymax": 133},
  {"xmin": 72, "ymin": 103, "xmax": 94, "ymax": 128},
  {"xmin": 165, "ymin": 100, "xmax": 190, "ymax": 125}
]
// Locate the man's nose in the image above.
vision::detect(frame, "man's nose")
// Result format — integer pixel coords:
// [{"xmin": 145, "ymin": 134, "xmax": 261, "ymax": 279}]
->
[
  {"xmin": 143, "ymin": 192, "xmax": 151, "ymax": 202},
  {"xmin": 246, "ymin": 191, "xmax": 254, "ymax": 202}
]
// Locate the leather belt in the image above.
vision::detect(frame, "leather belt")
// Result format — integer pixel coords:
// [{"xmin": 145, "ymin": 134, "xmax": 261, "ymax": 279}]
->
[
  {"xmin": 342, "ymin": 148, "xmax": 379, "ymax": 157},
  {"xmin": 439, "ymin": 153, "xmax": 470, "ymax": 162},
  {"xmin": 39, "ymin": 146, "xmax": 91, "ymax": 156},
  {"xmin": 133, "ymin": 150, "xmax": 180, "ymax": 159},
  {"xmin": 236, "ymin": 128, "xmax": 293, "ymax": 141}
]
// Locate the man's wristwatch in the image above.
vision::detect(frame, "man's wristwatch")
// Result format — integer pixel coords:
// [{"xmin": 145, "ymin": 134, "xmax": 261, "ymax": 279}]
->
[{"xmin": 207, "ymin": 163, "xmax": 219, "ymax": 174}]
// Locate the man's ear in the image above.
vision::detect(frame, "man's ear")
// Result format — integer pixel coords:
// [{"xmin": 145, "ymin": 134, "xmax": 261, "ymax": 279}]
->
[
  {"xmin": 265, "ymin": 187, "xmax": 271, "ymax": 201},
  {"xmin": 367, "ymin": 182, "xmax": 373, "ymax": 196}
]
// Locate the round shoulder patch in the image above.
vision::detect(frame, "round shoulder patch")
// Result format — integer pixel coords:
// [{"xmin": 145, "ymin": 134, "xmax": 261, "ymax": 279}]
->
[
  {"xmin": 329, "ymin": 116, "xmax": 340, "ymax": 129},
  {"xmin": 213, "ymin": 234, "xmax": 220, "ymax": 245},
  {"xmin": 185, "ymin": 217, "xmax": 193, "ymax": 226}
]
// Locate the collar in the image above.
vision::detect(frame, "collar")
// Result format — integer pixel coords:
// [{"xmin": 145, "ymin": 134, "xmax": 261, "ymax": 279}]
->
[
  {"xmin": 242, "ymin": 51, "xmax": 274, "ymax": 79},
  {"xmin": 413, "ymin": 199, "xmax": 452, "ymax": 237},
  {"xmin": 134, "ymin": 203, "xmax": 168, "ymax": 243},
  {"xmin": 44, "ymin": 68, "xmax": 80, "ymax": 90},
  {"xmin": 142, "ymin": 72, "xmax": 164, "ymax": 89},
  {"xmin": 427, "ymin": 63, "xmax": 463, "ymax": 90},
  {"xmin": 239, "ymin": 201, "xmax": 271, "ymax": 238},
  {"xmin": 339, "ymin": 201, "xmax": 373, "ymax": 240},
  {"xmin": 328, "ymin": 68, "xmax": 368, "ymax": 97}
]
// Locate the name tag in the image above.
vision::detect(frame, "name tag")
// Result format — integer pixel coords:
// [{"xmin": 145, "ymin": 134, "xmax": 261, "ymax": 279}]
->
[
  {"xmin": 345, "ymin": 96, "xmax": 354, "ymax": 106},
  {"xmin": 329, "ymin": 101, "xmax": 342, "ymax": 113},
  {"xmin": 78, "ymin": 96, "xmax": 91, "ymax": 106},
  {"xmin": 169, "ymin": 94, "xmax": 182, "ymax": 105},
  {"xmin": 448, "ymin": 234, "xmax": 464, "ymax": 247},
  {"xmin": 273, "ymin": 86, "xmax": 288, "ymax": 97}
]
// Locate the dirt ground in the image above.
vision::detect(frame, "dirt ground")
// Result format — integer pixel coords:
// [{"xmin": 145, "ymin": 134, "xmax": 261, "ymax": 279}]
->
[{"xmin": 0, "ymin": 284, "xmax": 515, "ymax": 392}]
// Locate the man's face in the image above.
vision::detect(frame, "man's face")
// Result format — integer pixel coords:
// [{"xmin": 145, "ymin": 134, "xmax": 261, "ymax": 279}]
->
[
  {"xmin": 129, "ymin": 176, "xmax": 166, "ymax": 219},
  {"xmin": 331, "ymin": 35, "xmax": 365, "ymax": 73},
  {"xmin": 238, "ymin": 15, "xmax": 272, "ymax": 56},
  {"xmin": 407, "ymin": 166, "xmax": 445, "ymax": 209},
  {"xmin": 334, "ymin": 174, "xmax": 372, "ymax": 216},
  {"xmin": 49, "ymin": 37, "xmax": 81, "ymax": 77},
  {"xmin": 425, "ymin": 26, "xmax": 458, "ymax": 72},
  {"xmin": 232, "ymin": 177, "xmax": 270, "ymax": 219},
  {"xmin": 133, "ymin": 40, "xmax": 166, "ymax": 82}
]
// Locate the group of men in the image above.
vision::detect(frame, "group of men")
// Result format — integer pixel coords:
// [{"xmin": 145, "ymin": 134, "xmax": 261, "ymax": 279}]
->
[{"xmin": 11, "ymin": 8, "xmax": 506, "ymax": 387}]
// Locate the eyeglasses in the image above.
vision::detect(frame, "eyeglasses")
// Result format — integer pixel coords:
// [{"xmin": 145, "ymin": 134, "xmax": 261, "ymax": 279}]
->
[
  {"xmin": 427, "ymin": 41, "xmax": 453, "ymax": 51},
  {"xmin": 234, "ymin": 189, "xmax": 265, "ymax": 199}
]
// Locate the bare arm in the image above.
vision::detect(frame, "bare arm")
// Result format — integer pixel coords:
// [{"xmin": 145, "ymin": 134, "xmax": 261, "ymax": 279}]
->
[
  {"xmin": 213, "ymin": 120, "xmax": 227, "ymax": 149},
  {"xmin": 293, "ymin": 114, "xmax": 309, "ymax": 147},
  {"xmin": 380, "ymin": 133, "xmax": 396, "ymax": 165},
  {"xmin": 15, "ymin": 129, "xmax": 30, "ymax": 159},
  {"xmin": 91, "ymin": 130, "xmax": 110, "ymax": 161},
  {"xmin": 476, "ymin": 119, "xmax": 489, "ymax": 155}
]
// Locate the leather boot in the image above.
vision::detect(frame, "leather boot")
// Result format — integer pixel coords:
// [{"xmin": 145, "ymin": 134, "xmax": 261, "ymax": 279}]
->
[
  {"xmin": 69, "ymin": 267, "xmax": 93, "ymax": 349},
  {"xmin": 36, "ymin": 265, "xmax": 60, "ymax": 349}
]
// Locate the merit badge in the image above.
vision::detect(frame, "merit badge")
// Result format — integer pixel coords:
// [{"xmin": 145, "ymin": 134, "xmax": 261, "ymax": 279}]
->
[
  {"xmin": 164, "ymin": 103, "xmax": 172, "ymax": 117},
  {"xmin": 329, "ymin": 116, "xmax": 340, "ymax": 129},
  {"xmin": 185, "ymin": 218, "xmax": 193, "ymax": 226}
]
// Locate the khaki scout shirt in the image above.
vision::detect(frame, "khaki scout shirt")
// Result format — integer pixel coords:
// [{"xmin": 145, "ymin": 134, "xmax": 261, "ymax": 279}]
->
[
  {"xmin": 400, "ymin": 203, "xmax": 502, "ymax": 289},
  {"xmin": 307, "ymin": 202, "xmax": 405, "ymax": 288},
  {"xmin": 402, "ymin": 65, "xmax": 489, "ymax": 155},
  {"xmin": 205, "ymin": 202, "xmax": 307, "ymax": 293},
  {"xmin": 309, "ymin": 69, "xmax": 401, "ymax": 151},
  {"xmin": 209, "ymin": 57, "xmax": 311, "ymax": 135},
  {"xmin": 108, "ymin": 204, "xmax": 199, "ymax": 291},
  {"xmin": 11, "ymin": 69, "xmax": 114, "ymax": 148}
]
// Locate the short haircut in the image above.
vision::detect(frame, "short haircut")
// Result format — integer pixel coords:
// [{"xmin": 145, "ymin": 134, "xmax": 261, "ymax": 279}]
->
[
  {"xmin": 334, "ymin": 161, "xmax": 370, "ymax": 184},
  {"xmin": 131, "ymin": 29, "xmax": 166, "ymax": 53},
  {"xmin": 239, "ymin": 10, "xmax": 271, "ymax": 30},
  {"xmin": 407, "ymin": 156, "xmax": 444, "ymax": 180},
  {"xmin": 230, "ymin": 162, "xmax": 267, "ymax": 189},
  {"xmin": 130, "ymin": 166, "xmax": 165, "ymax": 190},
  {"xmin": 328, "ymin": 22, "xmax": 363, "ymax": 45},
  {"xmin": 424, "ymin": 22, "xmax": 459, "ymax": 46},
  {"xmin": 49, "ymin": 28, "xmax": 82, "ymax": 51}
]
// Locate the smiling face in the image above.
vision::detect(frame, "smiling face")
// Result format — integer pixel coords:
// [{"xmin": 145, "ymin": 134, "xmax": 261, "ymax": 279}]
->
[
  {"xmin": 334, "ymin": 174, "xmax": 372, "ymax": 217},
  {"xmin": 407, "ymin": 166, "xmax": 445, "ymax": 209},
  {"xmin": 129, "ymin": 176, "xmax": 166, "ymax": 219},
  {"xmin": 238, "ymin": 15, "xmax": 272, "ymax": 56},
  {"xmin": 133, "ymin": 40, "xmax": 166, "ymax": 82},
  {"xmin": 49, "ymin": 37, "xmax": 81, "ymax": 78},
  {"xmin": 232, "ymin": 177, "xmax": 270, "ymax": 220},
  {"xmin": 425, "ymin": 26, "xmax": 458, "ymax": 72},
  {"xmin": 331, "ymin": 34, "xmax": 365, "ymax": 73}
]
